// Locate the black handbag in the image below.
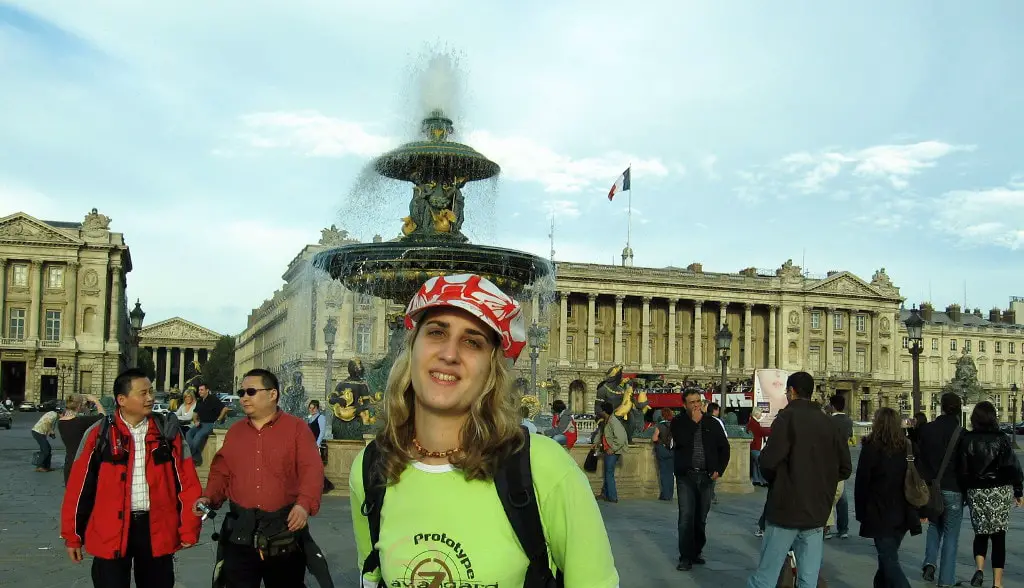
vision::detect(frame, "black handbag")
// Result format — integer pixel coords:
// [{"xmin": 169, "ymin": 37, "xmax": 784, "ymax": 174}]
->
[
  {"xmin": 583, "ymin": 449, "xmax": 599, "ymax": 472},
  {"xmin": 920, "ymin": 426, "xmax": 961, "ymax": 520}
]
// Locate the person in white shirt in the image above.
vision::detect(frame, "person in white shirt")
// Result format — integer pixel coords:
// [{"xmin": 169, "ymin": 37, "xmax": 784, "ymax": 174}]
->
[
  {"xmin": 31, "ymin": 409, "xmax": 60, "ymax": 472},
  {"xmin": 175, "ymin": 390, "xmax": 196, "ymax": 432},
  {"xmin": 520, "ymin": 405, "xmax": 538, "ymax": 434}
]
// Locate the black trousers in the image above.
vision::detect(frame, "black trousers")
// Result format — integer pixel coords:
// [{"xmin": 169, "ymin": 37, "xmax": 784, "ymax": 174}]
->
[
  {"xmin": 221, "ymin": 541, "xmax": 306, "ymax": 588},
  {"xmin": 677, "ymin": 470, "xmax": 713, "ymax": 561},
  {"xmin": 91, "ymin": 513, "xmax": 174, "ymax": 588}
]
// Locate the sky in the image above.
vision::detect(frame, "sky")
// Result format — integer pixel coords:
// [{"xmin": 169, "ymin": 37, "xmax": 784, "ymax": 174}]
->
[{"xmin": 2, "ymin": 1, "xmax": 1022, "ymax": 336}]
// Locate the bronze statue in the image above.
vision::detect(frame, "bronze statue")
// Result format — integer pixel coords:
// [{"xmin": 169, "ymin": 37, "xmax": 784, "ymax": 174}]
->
[
  {"xmin": 329, "ymin": 358, "xmax": 380, "ymax": 439},
  {"xmin": 401, "ymin": 170, "xmax": 468, "ymax": 240},
  {"xmin": 594, "ymin": 365, "xmax": 650, "ymax": 441}
]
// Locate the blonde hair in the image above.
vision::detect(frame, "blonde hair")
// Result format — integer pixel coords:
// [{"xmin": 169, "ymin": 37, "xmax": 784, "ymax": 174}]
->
[
  {"xmin": 373, "ymin": 320, "xmax": 524, "ymax": 484},
  {"xmin": 65, "ymin": 394, "xmax": 82, "ymax": 412},
  {"xmin": 183, "ymin": 391, "xmax": 195, "ymax": 403},
  {"xmin": 751, "ymin": 407, "xmax": 763, "ymax": 420}
]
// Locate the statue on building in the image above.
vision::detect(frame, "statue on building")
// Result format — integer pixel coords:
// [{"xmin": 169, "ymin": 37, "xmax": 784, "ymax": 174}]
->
[
  {"xmin": 319, "ymin": 224, "xmax": 352, "ymax": 247},
  {"xmin": 871, "ymin": 267, "xmax": 894, "ymax": 289},
  {"xmin": 594, "ymin": 365, "xmax": 650, "ymax": 442},
  {"xmin": 83, "ymin": 208, "xmax": 112, "ymax": 232},
  {"xmin": 776, "ymin": 259, "xmax": 803, "ymax": 279},
  {"xmin": 281, "ymin": 371, "xmax": 308, "ymax": 418},
  {"xmin": 939, "ymin": 349, "xmax": 987, "ymax": 407},
  {"xmin": 329, "ymin": 358, "xmax": 381, "ymax": 439}
]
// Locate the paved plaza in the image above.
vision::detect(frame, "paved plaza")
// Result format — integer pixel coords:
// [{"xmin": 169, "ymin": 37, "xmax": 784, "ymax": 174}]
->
[{"xmin": 2, "ymin": 417, "xmax": 1024, "ymax": 587}]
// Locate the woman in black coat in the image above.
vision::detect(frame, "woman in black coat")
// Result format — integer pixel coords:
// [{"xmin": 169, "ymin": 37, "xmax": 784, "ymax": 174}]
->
[{"xmin": 855, "ymin": 407, "xmax": 922, "ymax": 588}]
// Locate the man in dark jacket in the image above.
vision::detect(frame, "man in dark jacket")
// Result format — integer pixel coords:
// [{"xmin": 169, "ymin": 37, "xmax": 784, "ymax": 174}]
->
[
  {"xmin": 745, "ymin": 372, "xmax": 852, "ymax": 588},
  {"xmin": 916, "ymin": 392, "xmax": 964, "ymax": 587},
  {"xmin": 670, "ymin": 388, "xmax": 730, "ymax": 571},
  {"xmin": 826, "ymin": 394, "xmax": 854, "ymax": 539}
]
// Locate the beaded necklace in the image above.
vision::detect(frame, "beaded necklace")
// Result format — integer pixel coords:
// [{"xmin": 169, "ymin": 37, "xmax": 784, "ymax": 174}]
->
[{"xmin": 412, "ymin": 437, "xmax": 462, "ymax": 459}]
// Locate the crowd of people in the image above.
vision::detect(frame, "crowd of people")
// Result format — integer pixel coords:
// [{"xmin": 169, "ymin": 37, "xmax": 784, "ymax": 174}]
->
[{"xmin": 29, "ymin": 271, "xmax": 1024, "ymax": 587}]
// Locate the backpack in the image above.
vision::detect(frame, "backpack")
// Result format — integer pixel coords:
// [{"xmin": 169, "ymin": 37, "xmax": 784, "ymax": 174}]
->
[{"xmin": 359, "ymin": 428, "xmax": 564, "ymax": 588}]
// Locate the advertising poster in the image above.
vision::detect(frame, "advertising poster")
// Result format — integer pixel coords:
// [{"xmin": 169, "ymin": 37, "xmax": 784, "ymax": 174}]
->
[{"xmin": 753, "ymin": 368, "xmax": 792, "ymax": 426}]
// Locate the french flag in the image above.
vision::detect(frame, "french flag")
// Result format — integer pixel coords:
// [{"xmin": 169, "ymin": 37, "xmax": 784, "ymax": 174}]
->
[{"xmin": 607, "ymin": 167, "xmax": 631, "ymax": 201}]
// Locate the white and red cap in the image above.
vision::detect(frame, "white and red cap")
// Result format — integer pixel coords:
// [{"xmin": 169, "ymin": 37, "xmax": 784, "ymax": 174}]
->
[{"xmin": 404, "ymin": 273, "xmax": 526, "ymax": 362}]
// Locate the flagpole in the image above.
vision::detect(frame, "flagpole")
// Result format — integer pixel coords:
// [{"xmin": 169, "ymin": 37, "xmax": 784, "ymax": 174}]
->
[{"xmin": 627, "ymin": 163, "xmax": 632, "ymax": 250}]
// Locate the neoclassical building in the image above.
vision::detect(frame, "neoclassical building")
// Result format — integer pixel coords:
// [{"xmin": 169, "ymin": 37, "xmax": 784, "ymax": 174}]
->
[
  {"xmin": 0, "ymin": 209, "xmax": 133, "ymax": 403},
  {"xmin": 139, "ymin": 318, "xmax": 221, "ymax": 392},
  {"xmin": 234, "ymin": 226, "xmax": 403, "ymax": 400}
]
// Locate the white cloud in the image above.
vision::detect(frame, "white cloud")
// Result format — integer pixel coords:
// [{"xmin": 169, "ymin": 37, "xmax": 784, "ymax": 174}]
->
[
  {"xmin": 775, "ymin": 141, "xmax": 973, "ymax": 194},
  {"xmin": 934, "ymin": 186, "xmax": 1024, "ymax": 249},
  {"xmin": 543, "ymin": 200, "xmax": 581, "ymax": 219},
  {"xmin": 0, "ymin": 181, "xmax": 61, "ymax": 219},
  {"xmin": 220, "ymin": 111, "xmax": 397, "ymax": 158},
  {"xmin": 700, "ymin": 155, "xmax": 719, "ymax": 180}
]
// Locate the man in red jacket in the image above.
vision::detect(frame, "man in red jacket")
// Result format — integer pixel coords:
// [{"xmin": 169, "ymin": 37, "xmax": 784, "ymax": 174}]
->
[{"xmin": 61, "ymin": 367, "xmax": 202, "ymax": 588}]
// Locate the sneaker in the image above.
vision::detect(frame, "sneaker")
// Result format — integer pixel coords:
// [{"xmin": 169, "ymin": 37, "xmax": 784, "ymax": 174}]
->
[
  {"xmin": 754, "ymin": 529, "xmax": 764, "ymax": 537},
  {"xmin": 970, "ymin": 569, "xmax": 983, "ymax": 587},
  {"xmin": 922, "ymin": 563, "xmax": 935, "ymax": 582},
  {"xmin": 823, "ymin": 531, "xmax": 834, "ymax": 540},
  {"xmin": 676, "ymin": 560, "xmax": 692, "ymax": 571},
  {"xmin": 839, "ymin": 533, "xmax": 850, "ymax": 539}
]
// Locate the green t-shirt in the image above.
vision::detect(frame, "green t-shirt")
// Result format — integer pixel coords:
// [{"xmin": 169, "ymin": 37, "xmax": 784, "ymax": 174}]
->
[{"xmin": 349, "ymin": 434, "xmax": 620, "ymax": 588}]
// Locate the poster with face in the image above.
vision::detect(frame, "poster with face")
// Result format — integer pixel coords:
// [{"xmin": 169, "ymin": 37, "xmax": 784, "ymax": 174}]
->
[{"xmin": 753, "ymin": 368, "xmax": 792, "ymax": 426}]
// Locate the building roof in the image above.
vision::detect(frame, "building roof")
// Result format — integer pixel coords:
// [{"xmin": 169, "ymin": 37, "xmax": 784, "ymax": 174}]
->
[{"xmin": 898, "ymin": 308, "xmax": 1022, "ymax": 330}]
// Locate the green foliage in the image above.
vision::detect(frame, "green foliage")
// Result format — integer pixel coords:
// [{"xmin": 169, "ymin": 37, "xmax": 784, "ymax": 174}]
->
[
  {"xmin": 203, "ymin": 335, "xmax": 236, "ymax": 393},
  {"xmin": 136, "ymin": 350, "xmax": 157, "ymax": 381}
]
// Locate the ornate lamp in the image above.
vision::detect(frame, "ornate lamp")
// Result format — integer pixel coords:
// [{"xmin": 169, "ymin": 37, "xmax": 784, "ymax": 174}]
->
[
  {"xmin": 904, "ymin": 306, "xmax": 924, "ymax": 416},
  {"xmin": 715, "ymin": 324, "xmax": 732, "ymax": 407},
  {"xmin": 129, "ymin": 300, "xmax": 145, "ymax": 369},
  {"xmin": 323, "ymin": 317, "xmax": 338, "ymax": 348},
  {"xmin": 323, "ymin": 318, "xmax": 338, "ymax": 399}
]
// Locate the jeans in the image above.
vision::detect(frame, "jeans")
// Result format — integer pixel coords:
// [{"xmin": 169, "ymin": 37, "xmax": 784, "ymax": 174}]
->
[
  {"xmin": 552, "ymin": 433, "xmax": 567, "ymax": 446},
  {"xmin": 750, "ymin": 449, "xmax": 767, "ymax": 485},
  {"xmin": 185, "ymin": 422, "xmax": 215, "ymax": 464},
  {"xmin": 600, "ymin": 454, "xmax": 619, "ymax": 501},
  {"xmin": 746, "ymin": 525, "xmax": 824, "ymax": 588},
  {"xmin": 834, "ymin": 483, "xmax": 849, "ymax": 534},
  {"xmin": 32, "ymin": 431, "xmax": 52, "ymax": 469},
  {"xmin": 677, "ymin": 471, "xmax": 713, "ymax": 561},
  {"xmin": 873, "ymin": 533, "xmax": 911, "ymax": 588},
  {"xmin": 923, "ymin": 490, "xmax": 964, "ymax": 587},
  {"xmin": 655, "ymin": 445, "xmax": 675, "ymax": 500}
]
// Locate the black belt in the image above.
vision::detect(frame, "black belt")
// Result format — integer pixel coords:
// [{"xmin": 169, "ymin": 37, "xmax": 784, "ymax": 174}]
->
[
  {"xmin": 130, "ymin": 511, "xmax": 149, "ymax": 519},
  {"xmin": 686, "ymin": 469, "xmax": 709, "ymax": 475}
]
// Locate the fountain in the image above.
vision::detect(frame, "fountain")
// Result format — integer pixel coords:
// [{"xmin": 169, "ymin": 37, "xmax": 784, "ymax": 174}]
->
[{"xmin": 311, "ymin": 68, "xmax": 554, "ymax": 438}]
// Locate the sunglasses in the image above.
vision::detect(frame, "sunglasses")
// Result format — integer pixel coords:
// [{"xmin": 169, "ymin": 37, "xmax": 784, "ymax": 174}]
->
[{"xmin": 237, "ymin": 387, "xmax": 272, "ymax": 397}]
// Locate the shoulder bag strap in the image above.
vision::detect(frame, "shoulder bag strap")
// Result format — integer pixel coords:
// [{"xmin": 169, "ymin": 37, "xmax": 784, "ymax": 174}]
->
[
  {"xmin": 359, "ymin": 441, "xmax": 387, "ymax": 587},
  {"xmin": 935, "ymin": 426, "xmax": 962, "ymax": 481},
  {"xmin": 494, "ymin": 428, "xmax": 563, "ymax": 587}
]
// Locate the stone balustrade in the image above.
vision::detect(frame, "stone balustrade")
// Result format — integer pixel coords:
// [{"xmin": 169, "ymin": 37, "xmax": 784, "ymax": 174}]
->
[{"xmin": 194, "ymin": 433, "xmax": 753, "ymax": 500}]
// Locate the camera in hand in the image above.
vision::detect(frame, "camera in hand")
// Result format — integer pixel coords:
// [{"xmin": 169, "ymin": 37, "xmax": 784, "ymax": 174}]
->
[{"xmin": 197, "ymin": 502, "xmax": 217, "ymax": 522}]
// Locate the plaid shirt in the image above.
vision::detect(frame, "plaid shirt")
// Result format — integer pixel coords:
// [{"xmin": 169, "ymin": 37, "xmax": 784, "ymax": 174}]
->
[{"xmin": 122, "ymin": 414, "xmax": 150, "ymax": 512}]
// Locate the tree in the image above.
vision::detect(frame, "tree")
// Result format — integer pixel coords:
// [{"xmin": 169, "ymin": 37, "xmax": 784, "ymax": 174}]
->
[
  {"xmin": 136, "ymin": 351, "xmax": 157, "ymax": 381},
  {"xmin": 203, "ymin": 335, "xmax": 236, "ymax": 393}
]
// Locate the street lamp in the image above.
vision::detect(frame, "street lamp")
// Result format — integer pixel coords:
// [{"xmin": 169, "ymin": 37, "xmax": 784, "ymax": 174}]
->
[
  {"xmin": 56, "ymin": 363, "xmax": 74, "ymax": 401},
  {"xmin": 1011, "ymin": 383, "xmax": 1019, "ymax": 448},
  {"xmin": 904, "ymin": 305, "xmax": 924, "ymax": 416},
  {"xmin": 715, "ymin": 323, "xmax": 732, "ymax": 408},
  {"xmin": 527, "ymin": 321, "xmax": 548, "ymax": 404},
  {"xmin": 129, "ymin": 299, "xmax": 146, "ymax": 368},
  {"xmin": 323, "ymin": 317, "xmax": 338, "ymax": 400}
]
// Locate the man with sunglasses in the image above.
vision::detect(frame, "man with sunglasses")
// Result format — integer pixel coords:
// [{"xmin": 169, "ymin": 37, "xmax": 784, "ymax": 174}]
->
[
  {"xmin": 185, "ymin": 381, "xmax": 228, "ymax": 466},
  {"xmin": 195, "ymin": 368, "xmax": 329, "ymax": 587},
  {"xmin": 60, "ymin": 367, "xmax": 203, "ymax": 587}
]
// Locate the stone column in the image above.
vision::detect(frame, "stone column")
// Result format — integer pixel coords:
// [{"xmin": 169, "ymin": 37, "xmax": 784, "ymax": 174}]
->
[
  {"xmin": 586, "ymin": 294, "xmax": 598, "ymax": 368},
  {"xmin": 693, "ymin": 300, "xmax": 704, "ymax": 370},
  {"xmin": 667, "ymin": 298, "xmax": 678, "ymax": 370},
  {"xmin": 614, "ymin": 295, "xmax": 624, "ymax": 365},
  {"xmin": 803, "ymin": 306, "xmax": 813, "ymax": 371},
  {"xmin": 163, "ymin": 347, "xmax": 172, "ymax": 391},
  {"xmin": 641, "ymin": 297, "xmax": 652, "ymax": 371},
  {"xmin": 871, "ymin": 311, "xmax": 880, "ymax": 372},
  {"xmin": 0, "ymin": 259, "xmax": 6, "ymax": 337},
  {"xmin": 108, "ymin": 266, "xmax": 121, "ymax": 342},
  {"xmin": 558, "ymin": 292, "xmax": 569, "ymax": 366},
  {"xmin": 849, "ymin": 309, "xmax": 858, "ymax": 372},
  {"xmin": 825, "ymin": 307, "xmax": 836, "ymax": 373},
  {"xmin": 744, "ymin": 303, "xmax": 754, "ymax": 370},
  {"xmin": 768, "ymin": 305, "xmax": 778, "ymax": 369},
  {"xmin": 151, "ymin": 347, "xmax": 158, "ymax": 382},
  {"xmin": 178, "ymin": 348, "xmax": 186, "ymax": 390},
  {"xmin": 65, "ymin": 262, "xmax": 79, "ymax": 342},
  {"xmin": 28, "ymin": 260, "xmax": 42, "ymax": 340}
]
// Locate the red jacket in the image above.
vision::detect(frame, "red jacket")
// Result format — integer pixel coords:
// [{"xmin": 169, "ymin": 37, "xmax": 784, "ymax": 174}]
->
[{"xmin": 60, "ymin": 412, "xmax": 202, "ymax": 559}]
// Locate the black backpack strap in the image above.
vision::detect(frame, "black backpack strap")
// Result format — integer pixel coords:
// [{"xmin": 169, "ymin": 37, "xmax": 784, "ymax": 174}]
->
[
  {"xmin": 494, "ymin": 429, "xmax": 564, "ymax": 588},
  {"xmin": 359, "ymin": 440, "xmax": 387, "ymax": 588}
]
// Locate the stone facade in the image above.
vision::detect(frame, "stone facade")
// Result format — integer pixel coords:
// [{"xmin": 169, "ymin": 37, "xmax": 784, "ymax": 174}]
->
[
  {"xmin": 0, "ymin": 210, "xmax": 132, "ymax": 403},
  {"xmin": 894, "ymin": 303, "xmax": 1024, "ymax": 421},
  {"xmin": 518, "ymin": 261, "xmax": 908, "ymax": 422},
  {"xmin": 234, "ymin": 226, "xmax": 403, "ymax": 401},
  {"xmin": 140, "ymin": 317, "xmax": 221, "ymax": 392}
]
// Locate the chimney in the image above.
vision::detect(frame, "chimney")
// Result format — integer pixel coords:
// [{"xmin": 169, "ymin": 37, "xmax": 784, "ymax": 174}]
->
[
  {"xmin": 827, "ymin": 270, "xmax": 839, "ymax": 277},
  {"xmin": 1004, "ymin": 310, "xmax": 1016, "ymax": 324},
  {"xmin": 946, "ymin": 304, "xmax": 962, "ymax": 323},
  {"xmin": 990, "ymin": 308, "xmax": 1002, "ymax": 323},
  {"xmin": 973, "ymin": 308, "xmax": 983, "ymax": 318},
  {"xmin": 920, "ymin": 302, "xmax": 934, "ymax": 322}
]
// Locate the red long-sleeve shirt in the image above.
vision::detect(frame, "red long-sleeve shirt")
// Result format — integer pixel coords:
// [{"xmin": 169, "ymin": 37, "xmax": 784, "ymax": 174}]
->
[
  {"xmin": 747, "ymin": 418, "xmax": 771, "ymax": 452},
  {"xmin": 203, "ymin": 409, "xmax": 324, "ymax": 515}
]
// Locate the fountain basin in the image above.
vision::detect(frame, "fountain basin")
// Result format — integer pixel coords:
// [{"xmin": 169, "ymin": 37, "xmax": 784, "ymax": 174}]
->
[{"xmin": 312, "ymin": 241, "xmax": 554, "ymax": 303}]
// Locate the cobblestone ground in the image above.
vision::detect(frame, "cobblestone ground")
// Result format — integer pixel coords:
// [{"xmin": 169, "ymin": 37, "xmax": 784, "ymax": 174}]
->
[{"xmin": 2, "ymin": 416, "xmax": 1023, "ymax": 587}]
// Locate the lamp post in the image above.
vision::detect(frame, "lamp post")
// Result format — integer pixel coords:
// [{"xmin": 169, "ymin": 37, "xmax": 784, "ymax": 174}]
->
[
  {"xmin": 527, "ymin": 321, "xmax": 547, "ymax": 404},
  {"xmin": 1011, "ymin": 383, "xmax": 1019, "ymax": 448},
  {"xmin": 129, "ymin": 299, "xmax": 146, "ymax": 368},
  {"xmin": 715, "ymin": 323, "xmax": 732, "ymax": 408},
  {"xmin": 323, "ymin": 318, "xmax": 337, "ymax": 400},
  {"xmin": 56, "ymin": 362, "xmax": 74, "ymax": 401},
  {"xmin": 904, "ymin": 305, "xmax": 924, "ymax": 416}
]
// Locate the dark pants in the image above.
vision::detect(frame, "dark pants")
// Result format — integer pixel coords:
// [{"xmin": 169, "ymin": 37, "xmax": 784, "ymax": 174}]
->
[
  {"xmin": 32, "ymin": 431, "xmax": 52, "ymax": 469},
  {"xmin": 872, "ymin": 533, "xmax": 910, "ymax": 588},
  {"xmin": 834, "ymin": 484, "xmax": 849, "ymax": 534},
  {"xmin": 220, "ymin": 541, "xmax": 306, "ymax": 587},
  {"xmin": 91, "ymin": 513, "xmax": 174, "ymax": 588},
  {"xmin": 974, "ymin": 530, "xmax": 1007, "ymax": 568},
  {"xmin": 677, "ymin": 471, "xmax": 713, "ymax": 562},
  {"xmin": 655, "ymin": 445, "xmax": 674, "ymax": 500}
]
